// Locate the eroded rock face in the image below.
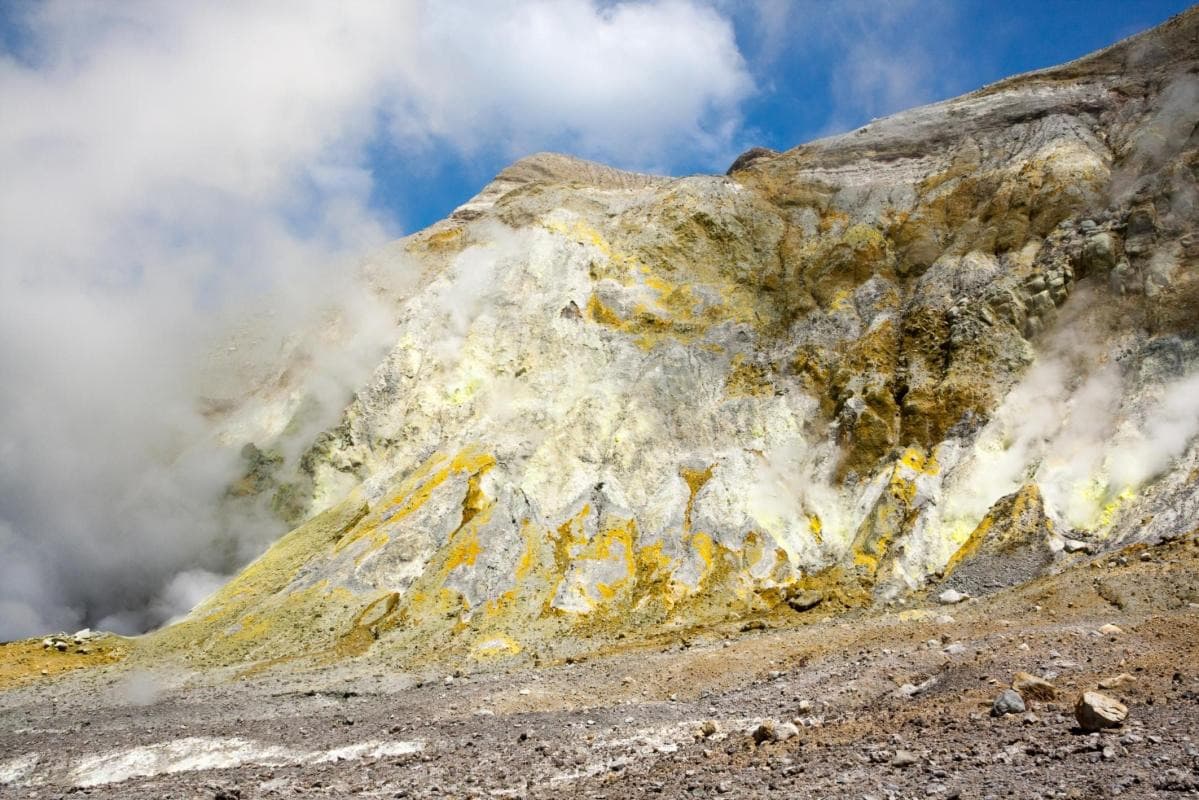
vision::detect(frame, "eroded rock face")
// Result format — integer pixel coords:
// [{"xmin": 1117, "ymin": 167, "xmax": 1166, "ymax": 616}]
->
[{"xmin": 146, "ymin": 10, "xmax": 1199, "ymax": 669}]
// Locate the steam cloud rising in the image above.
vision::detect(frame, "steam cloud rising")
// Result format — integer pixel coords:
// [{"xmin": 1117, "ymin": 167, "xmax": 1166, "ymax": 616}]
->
[{"xmin": 0, "ymin": 1, "xmax": 753, "ymax": 639}]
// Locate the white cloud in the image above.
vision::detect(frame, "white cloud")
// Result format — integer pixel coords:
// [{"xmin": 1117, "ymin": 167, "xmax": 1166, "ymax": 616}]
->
[
  {"xmin": 391, "ymin": 0, "xmax": 751, "ymax": 164},
  {"xmin": 0, "ymin": 0, "xmax": 753, "ymax": 638}
]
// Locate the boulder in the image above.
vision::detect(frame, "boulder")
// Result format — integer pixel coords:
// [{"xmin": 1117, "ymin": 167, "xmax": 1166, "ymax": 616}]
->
[
  {"xmin": 1074, "ymin": 691, "xmax": 1128, "ymax": 731},
  {"xmin": 1080, "ymin": 232, "xmax": 1118, "ymax": 273}
]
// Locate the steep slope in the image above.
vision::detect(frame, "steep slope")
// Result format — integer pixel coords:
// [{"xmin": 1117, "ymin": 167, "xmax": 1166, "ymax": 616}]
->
[{"xmin": 142, "ymin": 9, "xmax": 1199, "ymax": 672}]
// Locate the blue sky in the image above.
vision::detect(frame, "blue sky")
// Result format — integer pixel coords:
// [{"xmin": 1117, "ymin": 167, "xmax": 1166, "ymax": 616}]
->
[{"xmin": 363, "ymin": 1, "xmax": 1196, "ymax": 232}]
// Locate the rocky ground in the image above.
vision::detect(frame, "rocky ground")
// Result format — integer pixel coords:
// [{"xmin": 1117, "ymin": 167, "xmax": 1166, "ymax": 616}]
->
[{"xmin": 2, "ymin": 533, "xmax": 1196, "ymax": 799}]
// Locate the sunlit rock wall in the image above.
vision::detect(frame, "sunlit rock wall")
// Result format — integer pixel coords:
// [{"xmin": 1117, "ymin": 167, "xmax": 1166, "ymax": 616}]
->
[{"xmin": 145, "ymin": 9, "xmax": 1199, "ymax": 670}]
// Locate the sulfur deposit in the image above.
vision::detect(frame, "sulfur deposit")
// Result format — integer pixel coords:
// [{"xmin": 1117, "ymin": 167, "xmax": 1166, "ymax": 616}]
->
[{"xmin": 133, "ymin": 9, "xmax": 1199, "ymax": 674}]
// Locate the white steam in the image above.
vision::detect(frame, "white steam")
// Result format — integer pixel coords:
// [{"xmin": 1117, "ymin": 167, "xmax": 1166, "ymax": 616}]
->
[
  {"xmin": 1107, "ymin": 370, "xmax": 1199, "ymax": 491},
  {"xmin": 945, "ymin": 318, "xmax": 1199, "ymax": 535},
  {"xmin": 0, "ymin": 1, "xmax": 753, "ymax": 639}
]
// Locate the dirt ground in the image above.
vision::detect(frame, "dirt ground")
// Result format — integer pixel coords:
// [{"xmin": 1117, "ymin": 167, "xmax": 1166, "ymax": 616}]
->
[{"xmin": 1, "ymin": 534, "xmax": 1197, "ymax": 799}]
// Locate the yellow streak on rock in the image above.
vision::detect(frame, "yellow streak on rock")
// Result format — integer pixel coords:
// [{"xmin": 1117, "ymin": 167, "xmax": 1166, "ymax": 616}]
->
[
  {"xmin": 471, "ymin": 633, "xmax": 522, "ymax": 659},
  {"xmin": 337, "ymin": 447, "xmax": 496, "ymax": 558},
  {"xmin": 807, "ymin": 514, "xmax": 823, "ymax": 544}
]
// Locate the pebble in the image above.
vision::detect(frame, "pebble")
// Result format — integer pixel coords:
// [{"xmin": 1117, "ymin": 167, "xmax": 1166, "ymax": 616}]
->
[
  {"xmin": 891, "ymin": 750, "xmax": 919, "ymax": 768},
  {"xmin": 1098, "ymin": 623, "xmax": 1124, "ymax": 636}
]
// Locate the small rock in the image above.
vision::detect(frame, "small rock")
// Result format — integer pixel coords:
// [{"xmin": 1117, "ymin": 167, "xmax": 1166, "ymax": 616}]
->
[
  {"xmin": 1062, "ymin": 539, "xmax": 1094, "ymax": 554},
  {"xmin": 992, "ymin": 689, "xmax": 1026, "ymax": 716},
  {"xmin": 796, "ymin": 699, "xmax": 813, "ymax": 714},
  {"xmin": 1012, "ymin": 671, "xmax": 1057, "ymax": 701},
  {"xmin": 944, "ymin": 642, "xmax": 967, "ymax": 656},
  {"xmin": 938, "ymin": 589, "xmax": 966, "ymax": 605},
  {"xmin": 1097, "ymin": 623, "xmax": 1124, "ymax": 636},
  {"xmin": 1098, "ymin": 673, "xmax": 1137, "ymax": 691},
  {"xmin": 785, "ymin": 588, "xmax": 823, "ymax": 612},
  {"xmin": 444, "ymin": 675, "xmax": 455, "ymax": 686},
  {"xmin": 891, "ymin": 750, "xmax": 918, "ymax": 768},
  {"xmin": 1074, "ymin": 691, "xmax": 1128, "ymax": 732},
  {"xmin": 935, "ymin": 614, "xmax": 955, "ymax": 624},
  {"xmin": 751, "ymin": 720, "xmax": 798, "ymax": 745},
  {"xmin": 700, "ymin": 720, "xmax": 719, "ymax": 738},
  {"xmin": 775, "ymin": 722, "xmax": 799, "ymax": 741}
]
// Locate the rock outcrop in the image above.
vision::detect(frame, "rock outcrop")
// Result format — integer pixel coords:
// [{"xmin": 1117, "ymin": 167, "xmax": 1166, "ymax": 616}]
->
[{"xmin": 144, "ymin": 9, "xmax": 1199, "ymax": 670}]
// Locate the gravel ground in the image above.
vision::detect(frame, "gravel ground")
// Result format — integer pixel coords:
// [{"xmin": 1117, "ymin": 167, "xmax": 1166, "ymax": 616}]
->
[{"xmin": 1, "ymin": 535, "xmax": 1197, "ymax": 799}]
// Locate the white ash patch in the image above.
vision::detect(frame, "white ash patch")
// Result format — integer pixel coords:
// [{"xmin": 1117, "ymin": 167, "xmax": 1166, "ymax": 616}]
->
[
  {"xmin": 5, "ymin": 735, "xmax": 424, "ymax": 788},
  {"xmin": 548, "ymin": 719, "xmax": 756, "ymax": 785},
  {"xmin": 0, "ymin": 753, "xmax": 40, "ymax": 786}
]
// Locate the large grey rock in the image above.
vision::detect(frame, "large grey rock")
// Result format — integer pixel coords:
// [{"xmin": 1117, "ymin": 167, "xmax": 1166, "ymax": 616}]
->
[{"xmin": 992, "ymin": 689, "xmax": 1027, "ymax": 717}]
